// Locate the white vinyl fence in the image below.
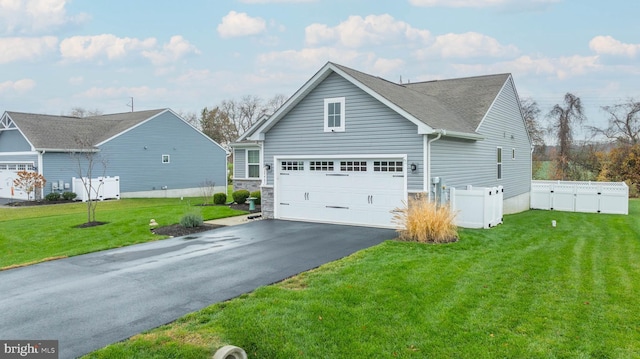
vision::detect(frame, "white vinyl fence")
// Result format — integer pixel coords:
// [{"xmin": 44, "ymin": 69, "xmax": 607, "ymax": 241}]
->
[
  {"xmin": 450, "ymin": 186, "xmax": 504, "ymax": 229},
  {"xmin": 72, "ymin": 176, "xmax": 120, "ymax": 202},
  {"xmin": 531, "ymin": 180, "xmax": 628, "ymax": 215}
]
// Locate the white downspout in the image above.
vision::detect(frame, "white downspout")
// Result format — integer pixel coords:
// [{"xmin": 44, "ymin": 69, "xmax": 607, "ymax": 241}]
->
[{"xmin": 426, "ymin": 130, "xmax": 443, "ymax": 201}]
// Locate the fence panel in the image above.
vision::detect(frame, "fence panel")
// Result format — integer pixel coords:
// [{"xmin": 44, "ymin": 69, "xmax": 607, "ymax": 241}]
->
[
  {"xmin": 450, "ymin": 186, "xmax": 503, "ymax": 229},
  {"xmin": 72, "ymin": 176, "xmax": 120, "ymax": 202},
  {"xmin": 530, "ymin": 180, "xmax": 628, "ymax": 215}
]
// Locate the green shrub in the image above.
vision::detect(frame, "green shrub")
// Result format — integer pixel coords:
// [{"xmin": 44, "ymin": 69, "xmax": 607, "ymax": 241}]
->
[
  {"xmin": 250, "ymin": 190, "xmax": 261, "ymax": 205},
  {"xmin": 232, "ymin": 189, "xmax": 250, "ymax": 204},
  {"xmin": 213, "ymin": 192, "xmax": 227, "ymax": 205},
  {"xmin": 180, "ymin": 213, "xmax": 203, "ymax": 228},
  {"xmin": 62, "ymin": 191, "xmax": 77, "ymax": 201},
  {"xmin": 45, "ymin": 192, "xmax": 61, "ymax": 201},
  {"xmin": 392, "ymin": 193, "xmax": 458, "ymax": 243}
]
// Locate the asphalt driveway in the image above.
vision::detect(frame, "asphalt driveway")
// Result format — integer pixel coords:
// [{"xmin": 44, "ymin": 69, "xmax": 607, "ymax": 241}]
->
[{"xmin": 0, "ymin": 219, "xmax": 395, "ymax": 358}]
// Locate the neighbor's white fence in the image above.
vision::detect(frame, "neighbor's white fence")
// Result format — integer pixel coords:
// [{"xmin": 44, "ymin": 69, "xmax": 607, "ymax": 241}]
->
[
  {"xmin": 531, "ymin": 180, "xmax": 628, "ymax": 215},
  {"xmin": 450, "ymin": 186, "xmax": 503, "ymax": 229},
  {"xmin": 72, "ymin": 176, "xmax": 120, "ymax": 202}
]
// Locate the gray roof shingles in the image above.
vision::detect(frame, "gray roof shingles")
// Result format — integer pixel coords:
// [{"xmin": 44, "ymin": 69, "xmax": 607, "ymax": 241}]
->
[
  {"xmin": 332, "ymin": 63, "xmax": 510, "ymax": 135},
  {"xmin": 6, "ymin": 109, "xmax": 165, "ymax": 150}
]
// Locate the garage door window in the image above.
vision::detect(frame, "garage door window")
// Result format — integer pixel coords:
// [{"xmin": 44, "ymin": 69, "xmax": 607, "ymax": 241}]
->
[
  {"xmin": 374, "ymin": 161, "xmax": 403, "ymax": 172},
  {"xmin": 310, "ymin": 161, "xmax": 334, "ymax": 171},
  {"xmin": 281, "ymin": 161, "xmax": 304, "ymax": 171},
  {"xmin": 340, "ymin": 161, "xmax": 367, "ymax": 172}
]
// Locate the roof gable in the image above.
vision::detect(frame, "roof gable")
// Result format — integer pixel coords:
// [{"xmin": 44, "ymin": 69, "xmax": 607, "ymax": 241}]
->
[
  {"xmin": 245, "ymin": 62, "xmax": 509, "ymax": 141},
  {"xmin": 5, "ymin": 109, "xmax": 166, "ymax": 151}
]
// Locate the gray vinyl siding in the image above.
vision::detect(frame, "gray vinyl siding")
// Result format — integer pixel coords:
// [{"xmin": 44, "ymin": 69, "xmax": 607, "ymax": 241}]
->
[
  {"xmin": 42, "ymin": 152, "xmax": 92, "ymax": 194},
  {"xmin": 98, "ymin": 111, "xmax": 227, "ymax": 192},
  {"xmin": 430, "ymin": 77, "xmax": 531, "ymax": 199},
  {"xmin": 234, "ymin": 148, "xmax": 246, "ymax": 178},
  {"xmin": 0, "ymin": 153, "xmax": 38, "ymax": 163},
  {"xmin": 263, "ymin": 72, "xmax": 424, "ymax": 190},
  {"xmin": 0, "ymin": 129, "xmax": 31, "ymax": 152}
]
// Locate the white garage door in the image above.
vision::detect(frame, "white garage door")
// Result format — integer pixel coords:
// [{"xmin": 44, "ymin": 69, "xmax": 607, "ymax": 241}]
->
[
  {"xmin": 275, "ymin": 157, "xmax": 407, "ymax": 228},
  {"xmin": 0, "ymin": 163, "xmax": 34, "ymax": 200}
]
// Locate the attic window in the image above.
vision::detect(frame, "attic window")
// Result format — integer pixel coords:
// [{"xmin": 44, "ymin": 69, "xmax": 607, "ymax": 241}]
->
[
  {"xmin": 324, "ymin": 97, "xmax": 345, "ymax": 132},
  {"xmin": 162, "ymin": 154, "xmax": 170, "ymax": 164}
]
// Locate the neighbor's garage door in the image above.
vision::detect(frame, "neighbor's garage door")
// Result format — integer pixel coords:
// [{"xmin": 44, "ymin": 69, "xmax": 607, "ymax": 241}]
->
[
  {"xmin": 0, "ymin": 163, "xmax": 32, "ymax": 200},
  {"xmin": 275, "ymin": 158, "xmax": 406, "ymax": 228}
]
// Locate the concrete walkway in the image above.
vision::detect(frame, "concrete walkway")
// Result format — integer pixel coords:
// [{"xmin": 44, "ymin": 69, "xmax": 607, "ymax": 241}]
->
[{"xmin": 0, "ymin": 219, "xmax": 395, "ymax": 359}]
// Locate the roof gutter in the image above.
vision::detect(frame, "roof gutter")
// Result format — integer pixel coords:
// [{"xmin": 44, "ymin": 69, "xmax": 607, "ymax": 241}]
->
[{"xmin": 35, "ymin": 148, "xmax": 100, "ymax": 153}]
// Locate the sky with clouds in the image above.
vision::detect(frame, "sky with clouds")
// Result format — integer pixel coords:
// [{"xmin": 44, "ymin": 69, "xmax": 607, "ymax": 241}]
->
[{"xmin": 1, "ymin": 0, "xmax": 638, "ymax": 131}]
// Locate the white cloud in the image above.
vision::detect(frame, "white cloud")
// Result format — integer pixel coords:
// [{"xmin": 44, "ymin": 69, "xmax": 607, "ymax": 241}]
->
[
  {"xmin": 0, "ymin": 79, "xmax": 36, "ymax": 94},
  {"xmin": 77, "ymin": 85, "xmax": 169, "ymax": 99},
  {"xmin": 217, "ymin": 11, "xmax": 266, "ymax": 38},
  {"xmin": 409, "ymin": 0, "xmax": 559, "ymax": 8},
  {"xmin": 372, "ymin": 58, "xmax": 405, "ymax": 75},
  {"xmin": 0, "ymin": 0, "xmax": 89, "ymax": 34},
  {"xmin": 305, "ymin": 14, "xmax": 430, "ymax": 48},
  {"xmin": 142, "ymin": 35, "xmax": 200, "ymax": 66},
  {"xmin": 418, "ymin": 32, "xmax": 518, "ymax": 58},
  {"xmin": 589, "ymin": 35, "xmax": 640, "ymax": 57},
  {"xmin": 451, "ymin": 54, "xmax": 601, "ymax": 80},
  {"xmin": 59, "ymin": 34, "xmax": 156, "ymax": 62},
  {"xmin": 0, "ymin": 36, "xmax": 58, "ymax": 64},
  {"xmin": 257, "ymin": 47, "xmax": 365, "ymax": 70}
]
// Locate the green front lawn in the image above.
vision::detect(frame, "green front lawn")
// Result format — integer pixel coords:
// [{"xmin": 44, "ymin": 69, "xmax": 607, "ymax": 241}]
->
[
  {"xmin": 0, "ymin": 198, "xmax": 246, "ymax": 269},
  {"xmin": 86, "ymin": 200, "xmax": 640, "ymax": 358}
]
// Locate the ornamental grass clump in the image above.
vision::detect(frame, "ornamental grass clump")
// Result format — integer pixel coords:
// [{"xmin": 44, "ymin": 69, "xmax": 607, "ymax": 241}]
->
[
  {"xmin": 180, "ymin": 212, "xmax": 203, "ymax": 228},
  {"xmin": 392, "ymin": 193, "xmax": 458, "ymax": 243}
]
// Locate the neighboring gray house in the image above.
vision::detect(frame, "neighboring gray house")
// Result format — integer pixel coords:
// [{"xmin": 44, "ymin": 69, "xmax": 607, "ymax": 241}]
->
[
  {"xmin": 233, "ymin": 62, "xmax": 533, "ymax": 229},
  {"xmin": 0, "ymin": 109, "xmax": 227, "ymax": 200}
]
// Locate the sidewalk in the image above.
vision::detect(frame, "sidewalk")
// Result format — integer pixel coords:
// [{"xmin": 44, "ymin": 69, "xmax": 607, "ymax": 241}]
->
[{"xmin": 204, "ymin": 213, "xmax": 262, "ymax": 226}]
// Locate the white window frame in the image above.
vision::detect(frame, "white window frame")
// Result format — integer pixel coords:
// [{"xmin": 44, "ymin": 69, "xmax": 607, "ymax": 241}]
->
[
  {"xmin": 324, "ymin": 97, "xmax": 345, "ymax": 132},
  {"xmin": 246, "ymin": 149, "xmax": 260, "ymax": 178},
  {"xmin": 497, "ymin": 147, "xmax": 503, "ymax": 180},
  {"xmin": 162, "ymin": 154, "xmax": 170, "ymax": 164}
]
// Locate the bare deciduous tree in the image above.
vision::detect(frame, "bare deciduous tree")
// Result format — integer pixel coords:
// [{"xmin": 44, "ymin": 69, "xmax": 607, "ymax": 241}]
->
[
  {"xmin": 200, "ymin": 107, "xmax": 238, "ymax": 147},
  {"xmin": 69, "ymin": 107, "xmax": 103, "ymax": 118},
  {"xmin": 71, "ymin": 136, "xmax": 108, "ymax": 225},
  {"xmin": 589, "ymin": 99, "xmax": 640, "ymax": 146},
  {"xmin": 548, "ymin": 93, "xmax": 586, "ymax": 179}
]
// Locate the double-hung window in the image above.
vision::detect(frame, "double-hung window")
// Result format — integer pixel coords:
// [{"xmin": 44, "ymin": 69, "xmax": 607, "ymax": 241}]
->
[
  {"xmin": 324, "ymin": 97, "xmax": 345, "ymax": 132},
  {"xmin": 247, "ymin": 150, "xmax": 260, "ymax": 178}
]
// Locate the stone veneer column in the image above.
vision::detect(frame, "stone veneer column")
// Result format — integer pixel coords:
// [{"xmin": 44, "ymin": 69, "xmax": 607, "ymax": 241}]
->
[{"xmin": 260, "ymin": 186, "xmax": 274, "ymax": 219}]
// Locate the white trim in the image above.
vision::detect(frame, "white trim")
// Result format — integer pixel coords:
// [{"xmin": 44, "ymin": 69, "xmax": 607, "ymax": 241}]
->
[
  {"xmin": 324, "ymin": 97, "xmax": 346, "ymax": 132},
  {"xmin": 247, "ymin": 63, "xmax": 435, "ymax": 141},
  {"xmin": 0, "ymin": 151, "xmax": 37, "ymax": 156},
  {"xmin": 475, "ymin": 75, "xmax": 508, "ymax": 132},
  {"xmin": 94, "ymin": 109, "xmax": 229, "ymax": 154},
  {"xmin": 246, "ymin": 148, "xmax": 261, "ymax": 179},
  {"xmin": 272, "ymin": 154, "xmax": 408, "ymax": 220},
  {"xmin": 1, "ymin": 112, "xmax": 37, "ymax": 151}
]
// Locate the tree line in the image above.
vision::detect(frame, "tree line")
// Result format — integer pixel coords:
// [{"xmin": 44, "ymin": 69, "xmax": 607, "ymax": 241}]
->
[{"xmin": 524, "ymin": 95, "xmax": 639, "ymax": 196}]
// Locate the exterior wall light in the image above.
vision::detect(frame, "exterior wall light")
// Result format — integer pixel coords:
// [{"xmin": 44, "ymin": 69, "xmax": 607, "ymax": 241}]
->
[{"xmin": 410, "ymin": 163, "xmax": 417, "ymax": 172}]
